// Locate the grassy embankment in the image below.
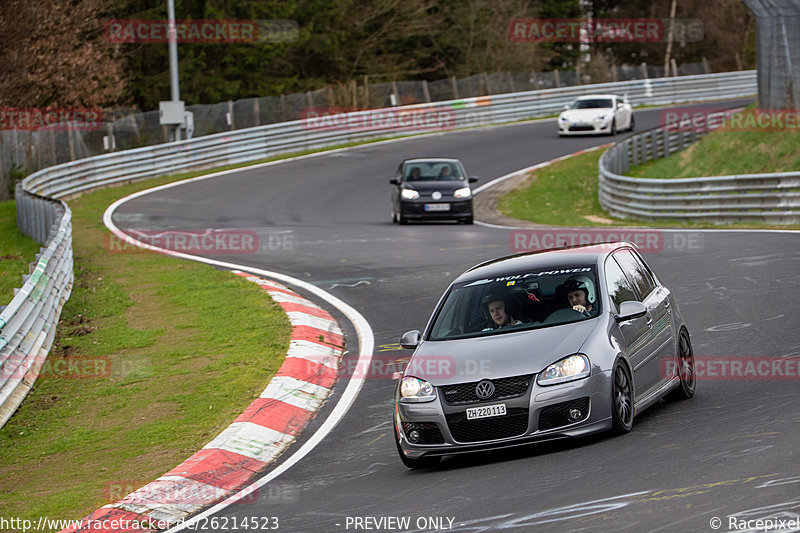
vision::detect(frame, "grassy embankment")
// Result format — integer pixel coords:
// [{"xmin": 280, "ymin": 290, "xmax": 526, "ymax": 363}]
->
[
  {"xmin": 0, "ymin": 170, "xmax": 293, "ymax": 528},
  {"xmin": 0, "ymin": 201, "xmax": 42, "ymax": 300}
]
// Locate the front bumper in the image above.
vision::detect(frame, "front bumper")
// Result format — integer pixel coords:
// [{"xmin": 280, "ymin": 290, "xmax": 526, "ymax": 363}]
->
[
  {"xmin": 558, "ymin": 120, "xmax": 612, "ymax": 135},
  {"xmin": 395, "ymin": 371, "xmax": 612, "ymax": 459},
  {"xmin": 400, "ymin": 198, "xmax": 473, "ymax": 220}
]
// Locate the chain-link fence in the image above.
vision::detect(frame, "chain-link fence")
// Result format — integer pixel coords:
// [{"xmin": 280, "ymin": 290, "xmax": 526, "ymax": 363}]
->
[
  {"xmin": 0, "ymin": 60, "xmax": 712, "ymax": 200},
  {"xmin": 744, "ymin": 0, "xmax": 800, "ymax": 110}
]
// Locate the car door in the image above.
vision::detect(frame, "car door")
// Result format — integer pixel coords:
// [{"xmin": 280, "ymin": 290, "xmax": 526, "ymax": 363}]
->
[
  {"xmin": 391, "ymin": 163, "xmax": 403, "ymax": 214},
  {"xmin": 614, "ymin": 97, "xmax": 630, "ymax": 129},
  {"xmin": 612, "ymin": 249, "xmax": 674, "ymax": 400},
  {"xmin": 604, "ymin": 255, "xmax": 651, "ymax": 394}
]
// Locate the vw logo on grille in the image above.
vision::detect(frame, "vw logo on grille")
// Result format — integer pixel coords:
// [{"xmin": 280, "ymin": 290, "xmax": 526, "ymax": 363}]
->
[
  {"xmin": 475, "ymin": 380, "xmax": 495, "ymax": 400},
  {"xmin": 431, "ymin": 191, "xmax": 442, "ymax": 200}
]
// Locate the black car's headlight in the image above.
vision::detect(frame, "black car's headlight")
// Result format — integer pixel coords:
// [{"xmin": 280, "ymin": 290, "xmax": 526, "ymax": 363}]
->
[
  {"xmin": 399, "ymin": 376, "xmax": 436, "ymax": 402},
  {"xmin": 537, "ymin": 354, "xmax": 591, "ymax": 386},
  {"xmin": 401, "ymin": 189, "xmax": 420, "ymax": 200},
  {"xmin": 453, "ymin": 187, "xmax": 471, "ymax": 199}
]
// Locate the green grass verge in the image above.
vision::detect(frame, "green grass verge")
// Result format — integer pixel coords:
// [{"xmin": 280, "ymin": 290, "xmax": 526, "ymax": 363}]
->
[
  {"xmin": 497, "ymin": 148, "xmax": 800, "ymax": 230},
  {"xmin": 627, "ymin": 127, "xmax": 800, "ymax": 179},
  {"xmin": 0, "ymin": 201, "xmax": 42, "ymax": 301},
  {"xmin": 0, "ymin": 175, "xmax": 291, "ymax": 528}
]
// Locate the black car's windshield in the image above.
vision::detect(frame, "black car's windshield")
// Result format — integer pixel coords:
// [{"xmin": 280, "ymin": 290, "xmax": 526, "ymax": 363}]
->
[
  {"xmin": 571, "ymin": 99, "xmax": 613, "ymax": 109},
  {"xmin": 428, "ymin": 266, "xmax": 601, "ymax": 341},
  {"xmin": 404, "ymin": 161, "xmax": 464, "ymax": 181}
]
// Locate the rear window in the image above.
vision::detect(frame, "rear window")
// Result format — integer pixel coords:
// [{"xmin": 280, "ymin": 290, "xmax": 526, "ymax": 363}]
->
[{"xmin": 428, "ymin": 266, "xmax": 601, "ymax": 341}]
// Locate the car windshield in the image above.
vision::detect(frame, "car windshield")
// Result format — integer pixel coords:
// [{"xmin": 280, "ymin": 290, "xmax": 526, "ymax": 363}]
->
[
  {"xmin": 428, "ymin": 266, "xmax": 601, "ymax": 341},
  {"xmin": 404, "ymin": 161, "xmax": 464, "ymax": 181},
  {"xmin": 571, "ymin": 99, "xmax": 613, "ymax": 110}
]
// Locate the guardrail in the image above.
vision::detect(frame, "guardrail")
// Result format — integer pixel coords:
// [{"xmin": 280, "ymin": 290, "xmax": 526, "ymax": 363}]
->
[
  {"xmin": 0, "ymin": 187, "xmax": 73, "ymax": 427},
  {"xmin": 598, "ymin": 121, "xmax": 800, "ymax": 224},
  {"xmin": 1, "ymin": 70, "xmax": 758, "ymax": 426}
]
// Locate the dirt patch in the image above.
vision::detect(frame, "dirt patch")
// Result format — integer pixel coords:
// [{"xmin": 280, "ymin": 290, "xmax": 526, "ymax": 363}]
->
[{"xmin": 583, "ymin": 214, "xmax": 614, "ymax": 224}]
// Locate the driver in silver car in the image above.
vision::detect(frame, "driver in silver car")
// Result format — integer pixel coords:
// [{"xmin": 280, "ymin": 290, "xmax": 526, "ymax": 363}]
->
[
  {"xmin": 482, "ymin": 292, "xmax": 522, "ymax": 330},
  {"xmin": 558, "ymin": 277, "xmax": 597, "ymax": 317}
]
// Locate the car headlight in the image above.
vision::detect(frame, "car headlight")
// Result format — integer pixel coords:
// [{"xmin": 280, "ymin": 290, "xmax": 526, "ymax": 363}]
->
[
  {"xmin": 537, "ymin": 354, "xmax": 590, "ymax": 386},
  {"xmin": 453, "ymin": 187, "xmax": 471, "ymax": 199},
  {"xmin": 401, "ymin": 189, "xmax": 420, "ymax": 200},
  {"xmin": 400, "ymin": 376, "xmax": 436, "ymax": 402},
  {"xmin": 597, "ymin": 115, "xmax": 608, "ymax": 121},
  {"xmin": 559, "ymin": 115, "xmax": 568, "ymax": 122}
]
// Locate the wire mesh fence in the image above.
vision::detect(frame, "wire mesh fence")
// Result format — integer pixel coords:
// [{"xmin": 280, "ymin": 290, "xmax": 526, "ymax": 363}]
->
[{"xmin": 0, "ymin": 61, "xmax": 712, "ymax": 200}]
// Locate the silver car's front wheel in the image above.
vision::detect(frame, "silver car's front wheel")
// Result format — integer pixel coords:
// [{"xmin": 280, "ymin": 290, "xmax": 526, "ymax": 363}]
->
[{"xmin": 611, "ymin": 361, "xmax": 633, "ymax": 434}]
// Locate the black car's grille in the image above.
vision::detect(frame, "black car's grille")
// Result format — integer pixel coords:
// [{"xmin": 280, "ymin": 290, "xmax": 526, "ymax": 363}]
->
[
  {"xmin": 445, "ymin": 408, "xmax": 529, "ymax": 443},
  {"xmin": 440, "ymin": 374, "xmax": 533, "ymax": 406},
  {"xmin": 402, "ymin": 201, "xmax": 471, "ymax": 215},
  {"xmin": 401, "ymin": 422, "xmax": 445, "ymax": 444},
  {"xmin": 538, "ymin": 397, "xmax": 590, "ymax": 431}
]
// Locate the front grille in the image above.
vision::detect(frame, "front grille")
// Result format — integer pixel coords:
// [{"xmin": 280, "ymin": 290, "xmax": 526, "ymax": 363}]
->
[
  {"xmin": 441, "ymin": 374, "xmax": 533, "ymax": 406},
  {"xmin": 569, "ymin": 125, "xmax": 595, "ymax": 131},
  {"xmin": 402, "ymin": 422, "xmax": 445, "ymax": 444},
  {"xmin": 445, "ymin": 408, "xmax": 529, "ymax": 443},
  {"xmin": 538, "ymin": 397, "xmax": 590, "ymax": 430}
]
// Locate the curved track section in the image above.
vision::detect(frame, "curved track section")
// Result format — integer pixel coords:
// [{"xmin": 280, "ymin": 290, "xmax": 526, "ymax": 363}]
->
[{"xmin": 110, "ymin": 100, "xmax": 800, "ymax": 533}]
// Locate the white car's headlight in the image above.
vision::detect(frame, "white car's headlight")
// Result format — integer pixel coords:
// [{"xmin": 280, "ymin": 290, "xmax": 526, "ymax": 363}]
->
[
  {"xmin": 453, "ymin": 187, "xmax": 471, "ymax": 199},
  {"xmin": 401, "ymin": 189, "xmax": 420, "ymax": 200},
  {"xmin": 400, "ymin": 376, "xmax": 436, "ymax": 402},
  {"xmin": 597, "ymin": 115, "xmax": 608, "ymax": 121},
  {"xmin": 537, "ymin": 354, "xmax": 590, "ymax": 386},
  {"xmin": 559, "ymin": 115, "xmax": 569, "ymax": 122}
]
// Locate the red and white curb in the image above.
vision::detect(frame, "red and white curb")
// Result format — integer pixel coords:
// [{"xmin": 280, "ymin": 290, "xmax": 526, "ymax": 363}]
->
[{"xmin": 62, "ymin": 272, "xmax": 344, "ymax": 532}]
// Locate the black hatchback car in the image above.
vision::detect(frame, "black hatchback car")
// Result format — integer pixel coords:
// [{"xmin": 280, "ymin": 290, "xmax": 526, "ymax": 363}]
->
[{"xmin": 390, "ymin": 158, "xmax": 477, "ymax": 224}]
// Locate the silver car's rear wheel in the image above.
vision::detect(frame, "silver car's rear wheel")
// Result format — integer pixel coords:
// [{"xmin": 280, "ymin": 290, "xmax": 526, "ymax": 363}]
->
[
  {"xmin": 611, "ymin": 361, "xmax": 633, "ymax": 434},
  {"xmin": 667, "ymin": 328, "xmax": 696, "ymax": 401}
]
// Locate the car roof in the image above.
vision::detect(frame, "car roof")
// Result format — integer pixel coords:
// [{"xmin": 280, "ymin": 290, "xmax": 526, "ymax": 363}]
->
[
  {"xmin": 574, "ymin": 94, "xmax": 618, "ymax": 100},
  {"xmin": 454, "ymin": 242, "xmax": 636, "ymax": 283},
  {"xmin": 402, "ymin": 158, "xmax": 462, "ymax": 165}
]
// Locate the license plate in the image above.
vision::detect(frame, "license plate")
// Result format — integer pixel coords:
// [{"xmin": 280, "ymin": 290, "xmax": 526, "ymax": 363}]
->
[
  {"xmin": 466, "ymin": 403, "xmax": 507, "ymax": 420},
  {"xmin": 425, "ymin": 203, "xmax": 450, "ymax": 212}
]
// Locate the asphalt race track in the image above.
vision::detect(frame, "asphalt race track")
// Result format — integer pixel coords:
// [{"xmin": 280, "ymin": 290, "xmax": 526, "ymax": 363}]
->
[{"xmin": 111, "ymin": 99, "xmax": 800, "ymax": 533}]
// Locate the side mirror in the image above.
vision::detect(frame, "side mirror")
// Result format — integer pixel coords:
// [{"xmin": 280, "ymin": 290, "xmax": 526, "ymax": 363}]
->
[
  {"xmin": 389, "ymin": 178, "xmax": 399, "ymax": 185},
  {"xmin": 469, "ymin": 176, "xmax": 478, "ymax": 183},
  {"xmin": 563, "ymin": 104, "xmax": 570, "ymax": 111},
  {"xmin": 400, "ymin": 330, "xmax": 421, "ymax": 349},
  {"xmin": 615, "ymin": 301, "xmax": 647, "ymax": 322}
]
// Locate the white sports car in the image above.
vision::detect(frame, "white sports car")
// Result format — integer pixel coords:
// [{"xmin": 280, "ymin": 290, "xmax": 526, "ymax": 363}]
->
[{"xmin": 558, "ymin": 94, "xmax": 634, "ymax": 136}]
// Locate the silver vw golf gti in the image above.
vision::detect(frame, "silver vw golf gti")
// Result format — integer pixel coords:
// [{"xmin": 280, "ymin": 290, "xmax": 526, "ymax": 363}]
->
[{"xmin": 394, "ymin": 242, "xmax": 696, "ymax": 468}]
